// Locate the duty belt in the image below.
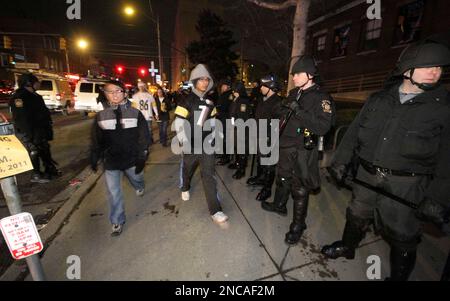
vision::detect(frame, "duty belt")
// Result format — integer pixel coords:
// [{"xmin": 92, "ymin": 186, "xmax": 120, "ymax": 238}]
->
[{"xmin": 359, "ymin": 158, "xmax": 428, "ymax": 177}]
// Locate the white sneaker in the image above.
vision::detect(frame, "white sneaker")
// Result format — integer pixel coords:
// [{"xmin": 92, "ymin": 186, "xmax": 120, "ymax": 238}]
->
[
  {"xmin": 211, "ymin": 211, "xmax": 229, "ymax": 224},
  {"xmin": 136, "ymin": 189, "xmax": 145, "ymax": 197},
  {"xmin": 181, "ymin": 191, "xmax": 190, "ymax": 201}
]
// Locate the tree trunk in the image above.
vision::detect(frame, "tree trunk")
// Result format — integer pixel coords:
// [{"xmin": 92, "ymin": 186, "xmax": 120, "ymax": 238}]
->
[{"xmin": 288, "ymin": 0, "xmax": 310, "ymax": 91}]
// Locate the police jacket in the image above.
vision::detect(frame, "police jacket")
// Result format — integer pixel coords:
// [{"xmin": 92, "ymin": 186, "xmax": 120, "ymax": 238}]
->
[
  {"xmin": 333, "ymin": 82, "xmax": 450, "ymax": 206},
  {"xmin": 230, "ymin": 95, "xmax": 251, "ymax": 121},
  {"xmin": 91, "ymin": 100, "xmax": 151, "ymax": 171},
  {"xmin": 9, "ymin": 88, "xmax": 53, "ymax": 143},
  {"xmin": 280, "ymin": 84, "xmax": 335, "ymax": 149},
  {"xmin": 216, "ymin": 90, "xmax": 233, "ymax": 121}
]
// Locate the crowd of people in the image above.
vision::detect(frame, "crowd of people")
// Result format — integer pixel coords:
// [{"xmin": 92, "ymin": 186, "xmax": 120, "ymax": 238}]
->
[{"xmin": 7, "ymin": 37, "xmax": 450, "ymax": 281}]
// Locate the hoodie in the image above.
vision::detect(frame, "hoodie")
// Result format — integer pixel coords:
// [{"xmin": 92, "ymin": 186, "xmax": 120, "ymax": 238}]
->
[{"xmin": 189, "ymin": 64, "xmax": 214, "ymax": 98}]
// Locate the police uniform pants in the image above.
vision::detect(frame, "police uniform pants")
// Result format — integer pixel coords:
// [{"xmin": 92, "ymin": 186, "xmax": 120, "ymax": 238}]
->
[
  {"xmin": 181, "ymin": 153, "xmax": 222, "ymax": 215},
  {"xmin": 349, "ymin": 165, "xmax": 429, "ymax": 248}
]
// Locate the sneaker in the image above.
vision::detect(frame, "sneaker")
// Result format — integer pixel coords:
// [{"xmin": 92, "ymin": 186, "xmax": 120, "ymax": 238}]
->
[
  {"xmin": 30, "ymin": 173, "xmax": 50, "ymax": 184},
  {"xmin": 211, "ymin": 211, "xmax": 229, "ymax": 224},
  {"xmin": 181, "ymin": 191, "xmax": 190, "ymax": 202},
  {"xmin": 136, "ymin": 189, "xmax": 145, "ymax": 197},
  {"xmin": 111, "ymin": 224, "xmax": 123, "ymax": 237}
]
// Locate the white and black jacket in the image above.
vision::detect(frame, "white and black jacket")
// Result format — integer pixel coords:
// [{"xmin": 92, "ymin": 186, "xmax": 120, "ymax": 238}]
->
[{"xmin": 91, "ymin": 100, "xmax": 151, "ymax": 171}]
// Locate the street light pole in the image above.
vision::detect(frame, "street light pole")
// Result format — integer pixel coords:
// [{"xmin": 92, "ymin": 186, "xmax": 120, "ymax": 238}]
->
[{"xmin": 156, "ymin": 14, "xmax": 163, "ymax": 83}]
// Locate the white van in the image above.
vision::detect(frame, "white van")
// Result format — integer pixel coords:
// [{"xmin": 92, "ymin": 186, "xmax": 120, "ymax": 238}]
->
[
  {"xmin": 36, "ymin": 78, "xmax": 74, "ymax": 113},
  {"xmin": 74, "ymin": 79, "xmax": 107, "ymax": 113}
]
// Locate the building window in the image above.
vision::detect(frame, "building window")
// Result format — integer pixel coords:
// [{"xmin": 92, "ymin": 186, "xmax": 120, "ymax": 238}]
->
[
  {"xmin": 393, "ymin": 0, "xmax": 424, "ymax": 45},
  {"xmin": 360, "ymin": 19, "xmax": 382, "ymax": 51},
  {"xmin": 1, "ymin": 54, "xmax": 9, "ymax": 66},
  {"xmin": 333, "ymin": 24, "xmax": 351, "ymax": 57},
  {"xmin": 313, "ymin": 35, "xmax": 327, "ymax": 57}
]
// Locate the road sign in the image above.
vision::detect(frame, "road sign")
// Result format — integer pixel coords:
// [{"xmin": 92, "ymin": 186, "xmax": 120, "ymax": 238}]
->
[
  {"xmin": 14, "ymin": 63, "xmax": 40, "ymax": 70},
  {"xmin": 0, "ymin": 212, "xmax": 43, "ymax": 260},
  {"xmin": 149, "ymin": 61, "xmax": 159, "ymax": 77},
  {"xmin": 0, "ymin": 135, "xmax": 33, "ymax": 179}
]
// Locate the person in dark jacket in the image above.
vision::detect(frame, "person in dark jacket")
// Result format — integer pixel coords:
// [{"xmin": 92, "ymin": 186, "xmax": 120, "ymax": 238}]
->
[
  {"xmin": 321, "ymin": 41, "xmax": 450, "ymax": 281},
  {"xmin": 91, "ymin": 80, "xmax": 151, "ymax": 236},
  {"xmin": 246, "ymin": 75, "xmax": 282, "ymax": 202},
  {"xmin": 216, "ymin": 79, "xmax": 233, "ymax": 166},
  {"xmin": 174, "ymin": 64, "xmax": 228, "ymax": 224},
  {"xmin": 9, "ymin": 73, "xmax": 60, "ymax": 183},
  {"xmin": 261, "ymin": 56, "xmax": 335, "ymax": 245},
  {"xmin": 155, "ymin": 87, "xmax": 172, "ymax": 147},
  {"xmin": 229, "ymin": 81, "xmax": 252, "ymax": 180}
]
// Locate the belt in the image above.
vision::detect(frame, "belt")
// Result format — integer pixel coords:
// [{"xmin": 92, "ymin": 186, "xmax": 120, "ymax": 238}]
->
[{"xmin": 359, "ymin": 158, "xmax": 427, "ymax": 177}]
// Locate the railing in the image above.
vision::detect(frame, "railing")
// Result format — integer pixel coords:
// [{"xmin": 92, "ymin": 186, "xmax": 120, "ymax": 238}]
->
[{"xmin": 323, "ymin": 70, "xmax": 450, "ymax": 94}]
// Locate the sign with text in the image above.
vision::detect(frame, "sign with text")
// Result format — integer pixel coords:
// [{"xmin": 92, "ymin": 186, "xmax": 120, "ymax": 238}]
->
[
  {"xmin": 0, "ymin": 135, "xmax": 33, "ymax": 179},
  {"xmin": 0, "ymin": 213, "xmax": 43, "ymax": 260}
]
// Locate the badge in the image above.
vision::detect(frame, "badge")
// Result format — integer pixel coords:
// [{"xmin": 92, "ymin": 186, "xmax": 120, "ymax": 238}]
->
[
  {"xmin": 14, "ymin": 99, "xmax": 24, "ymax": 108},
  {"xmin": 229, "ymin": 95, "xmax": 234, "ymax": 101},
  {"xmin": 240, "ymin": 104, "xmax": 247, "ymax": 112},
  {"xmin": 322, "ymin": 100, "xmax": 332, "ymax": 114}
]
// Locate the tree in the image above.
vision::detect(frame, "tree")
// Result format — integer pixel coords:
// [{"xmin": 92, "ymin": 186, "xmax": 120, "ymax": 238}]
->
[
  {"xmin": 186, "ymin": 10, "xmax": 240, "ymax": 81},
  {"xmin": 247, "ymin": 0, "xmax": 311, "ymax": 90}
]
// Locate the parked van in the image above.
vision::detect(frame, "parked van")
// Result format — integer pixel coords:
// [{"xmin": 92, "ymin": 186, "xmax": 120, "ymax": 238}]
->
[
  {"xmin": 37, "ymin": 78, "xmax": 74, "ymax": 113},
  {"xmin": 74, "ymin": 79, "xmax": 107, "ymax": 113}
]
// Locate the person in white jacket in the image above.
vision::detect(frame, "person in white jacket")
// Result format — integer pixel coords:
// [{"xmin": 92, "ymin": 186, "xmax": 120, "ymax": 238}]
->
[{"xmin": 132, "ymin": 82, "xmax": 159, "ymax": 144}]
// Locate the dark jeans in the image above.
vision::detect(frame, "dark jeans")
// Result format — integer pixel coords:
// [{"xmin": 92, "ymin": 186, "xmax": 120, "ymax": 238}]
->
[
  {"xmin": 180, "ymin": 153, "xmax": 222, "ymax": 215},
  {"xmin": 159, "ymin": 120, "xmax": 168, "ymax": 145}
]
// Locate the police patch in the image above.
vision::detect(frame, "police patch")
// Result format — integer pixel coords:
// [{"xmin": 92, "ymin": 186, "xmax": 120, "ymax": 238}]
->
[
  {"xmin": 14, "ymin": 99, "xmax": 24, "ymax": 108},
  {"xmin": 322, "ymin": 100, "xmax": 332, "ymax": 114},
  {"xmin": 240, "ymin": 104, "xmax": 247, "ymax": 112}
]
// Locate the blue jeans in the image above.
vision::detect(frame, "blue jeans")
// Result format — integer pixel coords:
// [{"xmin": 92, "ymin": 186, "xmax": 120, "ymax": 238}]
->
[
  {"xmin": 159, "ymin": 120, "xmax": 168, "ymax": 145},
  {"xmin": 105, "ymin": 167, "xmax": 145, "ymax": 225}
]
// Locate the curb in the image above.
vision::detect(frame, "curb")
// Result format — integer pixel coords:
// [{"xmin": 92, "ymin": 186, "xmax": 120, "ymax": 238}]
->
[{"xmin": 0, "ymin": 166, "xmax": 104, "ymax": 281}]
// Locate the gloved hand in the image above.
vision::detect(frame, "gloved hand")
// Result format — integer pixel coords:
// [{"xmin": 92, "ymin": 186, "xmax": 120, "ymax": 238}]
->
[
  {"xmin": 416, "ymin": 198, "xmax": 449, "ymax": 226},
  {"xmin": 135, "ymin": 160, "xmax": 146, "ymax": 174},
  {"xmin": 327, "ymin": 164, "xmax": 349, "ymax": 188},
  {"xmin": 281, "ymin": 98, "xmax": 300, "ymax": 111}
]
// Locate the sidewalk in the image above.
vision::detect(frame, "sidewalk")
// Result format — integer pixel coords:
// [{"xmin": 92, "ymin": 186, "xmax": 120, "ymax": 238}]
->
[{"xmin": 10, "ymin": 144, "xmax": 449, "ymax": 281}]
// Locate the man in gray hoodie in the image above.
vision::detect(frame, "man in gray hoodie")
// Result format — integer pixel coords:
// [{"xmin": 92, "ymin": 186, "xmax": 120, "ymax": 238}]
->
[{"xmin": 173, "ymin": 64, "xmax": 228, "ymax": 224}]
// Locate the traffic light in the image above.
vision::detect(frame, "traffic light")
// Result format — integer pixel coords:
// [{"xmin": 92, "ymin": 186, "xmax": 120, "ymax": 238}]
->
[
  {"xmin": 3, "ymin": 36, "xmax": 12, "ymax": 49},
  {"xmin": 60, "ymin": 38, "xmax": 67, "ymax": 50},
  {"xmin": 138, "ymin": 67, "xmax": 148, "ymax": 77},
  {"xmin": 116, "ymin": 65, "xmax": 125, "ymax": 74}
]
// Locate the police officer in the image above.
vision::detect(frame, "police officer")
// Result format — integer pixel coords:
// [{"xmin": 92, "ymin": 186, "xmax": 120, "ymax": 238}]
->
[
  {"xmin": 9, "ymin": 73, "xmax": 60, "ymax": 183},
  {"xmin": 229, "ymin": 81, "xmax": 252, "ymax": 180},
  {"xmin": 247, "ymin": 75, "xmax": 282, "ymax": 202},
  {"xmin": 216, "ymin": 79, "xmax": 233, "ymax": 166},
  {"xmin": 261, "ymin": 56, "xmax": 335, "ymax": 245},
  {"xmin": 321, "ymin": 41, "xmax": 450, "ymax": 281},
  {"xmin": 174, "ymin": 64, "xmax": 228, "ymax": 224}
]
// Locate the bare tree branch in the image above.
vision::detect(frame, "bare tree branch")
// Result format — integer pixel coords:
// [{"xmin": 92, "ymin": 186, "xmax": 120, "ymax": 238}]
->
[{"xmin": 247, "ymin": 0, "xmax": 297, "ymax": 11}]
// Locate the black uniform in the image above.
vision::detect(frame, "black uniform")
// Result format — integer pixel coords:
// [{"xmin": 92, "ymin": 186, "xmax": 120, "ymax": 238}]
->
[
  {"xmin": 229, "ymin": 92, "xmax": 252, "ymax": 179},
  {"xmin": 9, "ymin": 88, "xmax": 57, "ymax": 178},
  {"xmin": 262, "ymin": 85, "xmax": 335, "ymax": 241},
  {"xmin": 175, "ymin": 91, "xmax": 223, "ymax": 215},
  {"xmin": 216, "ymin": 89, "xmax": 233, "ymax": 163},
  {"xmin": 250, "ymin": 93, "xmax": 282, "ymax": 197}
]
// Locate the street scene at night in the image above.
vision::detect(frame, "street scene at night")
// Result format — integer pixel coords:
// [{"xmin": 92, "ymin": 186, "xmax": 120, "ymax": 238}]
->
[{"xmin": 0, "ymin": 0, "xmax": 449, "ymax": 287}]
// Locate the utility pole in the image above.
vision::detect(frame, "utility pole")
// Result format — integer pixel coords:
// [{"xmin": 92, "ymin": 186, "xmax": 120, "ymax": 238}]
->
[{"xmin": 157, "ymin": 14, "xmax": 163, "ymax": 83}]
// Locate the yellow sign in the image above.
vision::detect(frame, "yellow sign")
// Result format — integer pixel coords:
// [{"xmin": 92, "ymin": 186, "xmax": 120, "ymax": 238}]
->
[{"xmin": 0, "ymin": 135, "xmax": 33, "ymax": 179}]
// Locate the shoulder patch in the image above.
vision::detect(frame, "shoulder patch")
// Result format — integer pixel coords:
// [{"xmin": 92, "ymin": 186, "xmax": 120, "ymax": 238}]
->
[
  {"xmin": 321, "ymin": 100, "xmax": 332, "ymax": 114},
  {"xmin": 14, "ymin": 99, "xmax": 24, "ymax": 108}
]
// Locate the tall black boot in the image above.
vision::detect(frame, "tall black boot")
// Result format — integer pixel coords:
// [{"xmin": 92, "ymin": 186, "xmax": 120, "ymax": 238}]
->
[
  {"xmin": 285, "ymin": 188, "xmax": 309, "ymax": 245},
  {"xmin": 386, "ymin": 245, "xmax": 416, "ymax": 281},
  {"xmin": 247, "ymin": 161, "xmax": 264, "ymax": 186},
  {"xmin": 261, "ymin": 178, "xmax": 289, "ymax": 216},
  {"xmin": 441, "ymin": 251, "xmax": 450, "ymax": 281},
  {"xmin": 321, "ymin": 211, "xmax": 368, "ymax": 259},
  {"xmin": 233, "ymin": 155, "xmax": 247, "ymax": 179},
  {"xmin": 257, "ymin": 168, "xmax": 275, "ymax": 201}
]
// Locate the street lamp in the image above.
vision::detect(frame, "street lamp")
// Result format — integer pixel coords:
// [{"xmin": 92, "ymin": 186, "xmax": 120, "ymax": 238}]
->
[
  {"xmin": 124, "ymin": 6, "xmax": 135, "ymax": 16},
  {"xmin": 77, "ymin": 39, "xmax": 89, "ymax": 50}
]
